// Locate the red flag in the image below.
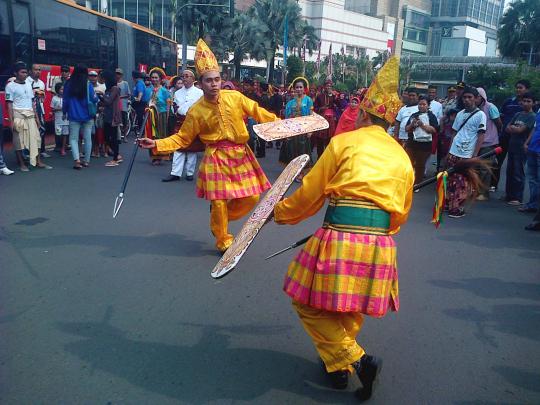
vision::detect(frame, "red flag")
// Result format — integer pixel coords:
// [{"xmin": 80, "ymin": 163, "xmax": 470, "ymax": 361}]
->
[{"xmin": 327, "ymin": 43, "xmax": 333, "ymax": 78}]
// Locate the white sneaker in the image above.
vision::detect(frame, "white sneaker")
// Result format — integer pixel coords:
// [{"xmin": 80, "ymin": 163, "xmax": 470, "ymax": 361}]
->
[
  {"xmin": 40, "ymin": 152, "xmax": 51, "ymax": 158},
  {"xmin": 1, "ymin": 167, "xmax": 15, "ymax": 175}
]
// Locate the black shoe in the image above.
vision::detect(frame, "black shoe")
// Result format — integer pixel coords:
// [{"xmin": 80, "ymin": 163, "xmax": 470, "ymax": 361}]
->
[
  {"xmin": 186, "ymin": 175, "xmax": 194, "ymax": 181},
  {"xmin": 255, "ymin": 153, "xmax": 265, "ymax": 158},
  {"xmin": 162, "ymin": 175, "xmax": 180, "ymax": 182},
  {"xmin": 525, "ymin": 221, "xmax": 540, "ymax": 231},
  {"xmin": 354, "ymin": 355, "xmax": 382, "ymax": 401},
  {"xmin": 320, "ymin": 360, "xmax": 348, "ymax": 390}
]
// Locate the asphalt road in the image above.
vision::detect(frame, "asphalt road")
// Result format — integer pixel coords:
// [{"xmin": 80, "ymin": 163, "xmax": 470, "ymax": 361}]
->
[{"xmin": 1, "ymin": 146, "xmax": 539, "ymax": 404}]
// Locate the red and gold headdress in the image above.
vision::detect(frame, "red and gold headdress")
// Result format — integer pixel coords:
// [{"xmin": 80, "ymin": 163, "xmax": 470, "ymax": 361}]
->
[
  {"xmin": 359, "ymin": 56, "xmax": 401, "ymax": 124},
  {"xmin": 195, "ymin": 39, "xmax": 219, "ymax": 78}
]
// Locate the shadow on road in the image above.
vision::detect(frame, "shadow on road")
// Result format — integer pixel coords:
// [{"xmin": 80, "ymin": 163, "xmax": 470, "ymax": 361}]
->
[
  {"xmin": 14, "ymin": 233, "xmax": 214, "ymax": 258},
  {"xmin": 437, "ymin": 231, "xmax": 540, "ymax": 259},
  {"xmin": 56, "ymin": 310, "xmax": 358, "ymax": 403},
  {"xmin": 429, "ymin": 278, "xmax": 540, "ymax": 301},
  {"xmin": 442, "ymin": 304, "xmax": 540, "ymax": 345},
  {"xmin": 492, "ymin": 365, "xmax": 540, "ymax": 393}
]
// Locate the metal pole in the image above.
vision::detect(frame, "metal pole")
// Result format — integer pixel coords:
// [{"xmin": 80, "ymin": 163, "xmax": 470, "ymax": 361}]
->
[
  {"xmin": 182, "ymin": 14, "xmax": 187, "ymax": 71},
  {"xmin": 161, "ymin": 0, "xmax": 164, "ymax": 35}
]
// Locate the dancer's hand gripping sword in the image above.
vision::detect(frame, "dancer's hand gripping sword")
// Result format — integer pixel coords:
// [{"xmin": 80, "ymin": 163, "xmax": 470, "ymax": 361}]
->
[
  {"xmin": 112, "ymin": 111, "xmax": 150, "ymax": 218},
  {"xmin": 265, "ymin": 147, "xmax": 503, "ymax": 260}
]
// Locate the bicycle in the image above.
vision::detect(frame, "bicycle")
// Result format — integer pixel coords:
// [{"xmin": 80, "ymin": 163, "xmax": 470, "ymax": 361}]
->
[{"xmin": 121, "ymin": 101, "xmax": 138, "ymax": 142}]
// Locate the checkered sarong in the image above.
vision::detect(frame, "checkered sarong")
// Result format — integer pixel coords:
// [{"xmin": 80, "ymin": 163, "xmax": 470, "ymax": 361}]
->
[
  {"xmin": 196, "ymin": 141, "xmax": 271, "ymax": 200},
  {"xmin": 284, "ymin": 228, "xmax": 399, "ymax": 316}
]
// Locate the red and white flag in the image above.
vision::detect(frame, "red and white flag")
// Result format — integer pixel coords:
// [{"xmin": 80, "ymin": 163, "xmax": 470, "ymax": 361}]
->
[
  {"xmin": 326, "ymin": 43, "xmax": 333, "ymax": 78},
  {"xmin": 316, "ymin": 40, "xmax": 322, "ymax": 74}
]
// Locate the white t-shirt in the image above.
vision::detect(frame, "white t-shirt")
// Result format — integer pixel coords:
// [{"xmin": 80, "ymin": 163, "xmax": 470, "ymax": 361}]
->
[
  {"xmin": 174, "ymin": 85, "xmax": 203, "ymax": 116},
  {"xmin": 450, "ymin": 108, "xmax": 487, "ymax": 158},
  {"xmin": 429, "ymin": 99, "xmax": 443, "ymax": 121},
  {"xmin": 93, "ymin": 82, "xmax": 106, "ymax": 95},
  {"xmin": 51, "ymin": 95, "xmax": 68, "ymax": 125},
  {"xmin": 5, "ymin": 81, "xmax": 34, "ymax": 110},
  {"xmin": 396, "ymin": 105, "xmax": 419, "ymax": 140},
  {"xmin": 26, "ymin": 76, "xmax": 45, "ymax": 91},
  {"xmin": 413, "ymin": 113, "xmax": 432, "ymax": 142}
]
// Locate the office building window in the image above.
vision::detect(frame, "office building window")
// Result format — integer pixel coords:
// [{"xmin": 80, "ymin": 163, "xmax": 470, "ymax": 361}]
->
[
  {"xmin": 432, "ymin": 0, "xmax": 440, "ymax": 16},
  {"xmin": 344, "ymin": 0, "xmax": 371, "ymax": 14}
]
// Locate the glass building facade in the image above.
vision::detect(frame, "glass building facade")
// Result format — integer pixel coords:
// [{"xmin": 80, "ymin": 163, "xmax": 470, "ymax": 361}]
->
[
  {"xmin": 431, "ymin": 0, "xmax": 503, "ymax": 30},
  {"xmin": 430, "ymin": 0, "xmax": 503, "ymax": 57},
  {"xmin": 77, "ymin": 0, "xmax": 175, "ymax": 40}
]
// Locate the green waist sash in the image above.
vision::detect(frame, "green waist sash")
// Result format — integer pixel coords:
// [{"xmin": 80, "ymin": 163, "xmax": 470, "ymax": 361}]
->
[{"xmin": 323, "ymin": 198, "xmax": 391, "ymax": 235}]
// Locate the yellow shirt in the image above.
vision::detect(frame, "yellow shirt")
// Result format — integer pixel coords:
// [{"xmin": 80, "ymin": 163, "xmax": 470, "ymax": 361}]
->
[
  {"xmin": 274, "ymin": 125, "xmax": 415, "ymax": 234},
  {"xmin": 156, "ymin": 89, "xmax": 278, "ymax": 153}
]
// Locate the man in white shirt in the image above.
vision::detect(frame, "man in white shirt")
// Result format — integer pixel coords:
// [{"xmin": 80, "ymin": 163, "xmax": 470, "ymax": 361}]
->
[
  {"xmin": 446, "ymin": 86, "xmax": 487, "ymax": 218},
  {"xmin": 26, "ymin": 64, "xmax": 49, "ymax": 157},
  {"xmin": 162, "ymin": 69, "xmax": 203, "ymax": 182},
  {"xmin": 116, "ymin": 68, "xmax": 131, "ymax": 137},
  {"xmin": 427, "ymin": 85, "xmax": 443, "ymax": 122},
  {"xmin": 394, "ymin": 88, "xmax": 419, "ymax": 146},
  {"xmin": 5, "ymin": 62, "xmax": 51, "ymax": 171}
]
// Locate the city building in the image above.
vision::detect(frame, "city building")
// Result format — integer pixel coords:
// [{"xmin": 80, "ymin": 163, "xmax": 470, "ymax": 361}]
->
[
  {"xmin": 76, "ymin": 0, "xmax": 176, "ymax": 40},
  {"xmin": 429, "ymin": 0, "xmax": 504, "ymax": 57},
  {"xmin": 297, "ymin": 0, "xmax": 395, "ymax": 59}
]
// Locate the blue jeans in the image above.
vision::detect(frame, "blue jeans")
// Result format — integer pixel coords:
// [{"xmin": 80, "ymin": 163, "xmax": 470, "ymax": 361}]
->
[
  {"xmin": 506, "ymin": 146, "xmax": 526, "ymax": 202},
  {"xmin": 69, "ymin": 120, "xmax": 93, "ymax": 162},
  {"xmin": 525, "ymin": 150, "xmax": 540, "ymax": 209}
]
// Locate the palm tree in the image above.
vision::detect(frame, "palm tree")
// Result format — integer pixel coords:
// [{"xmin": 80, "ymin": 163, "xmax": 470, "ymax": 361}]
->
[
  {"xmin": 289, "ymin": 20, "xmax": 319, "ymax": 58},
  {"xmin": 498, "ymin": 0, "xmax": 540, "ymax": 65},
  {"xmin": 223, "ymin": 12, "xmax": 269, "ymax": 80},
  {"xmin": 252, "ymin": 0, "xmax": 306, "ymax": 81}
]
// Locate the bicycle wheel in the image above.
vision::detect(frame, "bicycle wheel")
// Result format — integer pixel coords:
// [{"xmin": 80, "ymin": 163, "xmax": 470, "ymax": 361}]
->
[{"xmin": 123, "ymin": 109, "xmax": 133, "ymax": 142}]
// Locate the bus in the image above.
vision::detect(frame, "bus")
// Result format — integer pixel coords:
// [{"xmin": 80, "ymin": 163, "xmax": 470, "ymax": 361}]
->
[{"xmin": 0, "ymin": 0, "xmax": 178, "ymax": 124}]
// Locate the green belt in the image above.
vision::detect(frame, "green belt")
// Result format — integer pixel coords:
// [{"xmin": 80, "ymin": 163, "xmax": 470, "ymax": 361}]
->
[{"xmin": 323, "ymin": 198, "xmax": 391, "ymax": 235}]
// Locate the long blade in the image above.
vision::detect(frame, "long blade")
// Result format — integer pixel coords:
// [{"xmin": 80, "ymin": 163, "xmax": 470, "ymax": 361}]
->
[
  {"xmin": 265, "ymin": 235, "xmax": 311, "ymax": 260},
  {"xmin": 112, "ymin": 111, "xmax": 150, "ymax": 218},
  {"xmin": 265, "ymin": 245, "xmax": 294, "ymax": 260}
]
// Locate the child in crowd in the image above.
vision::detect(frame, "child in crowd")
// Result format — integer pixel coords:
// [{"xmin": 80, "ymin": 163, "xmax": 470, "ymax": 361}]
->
[{"xmin": 51, "ymin": 83, "xmax": 69, "ymax": 156}]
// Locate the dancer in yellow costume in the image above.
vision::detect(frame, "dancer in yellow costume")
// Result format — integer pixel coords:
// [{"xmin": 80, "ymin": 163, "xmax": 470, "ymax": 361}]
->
[
  {"xmin": 140, "ymin": 40, "xmax": 278, "ymax": 252},
  {"xmin": 273, "ymin": 57, "xmax": 414, "ymax": 401}
]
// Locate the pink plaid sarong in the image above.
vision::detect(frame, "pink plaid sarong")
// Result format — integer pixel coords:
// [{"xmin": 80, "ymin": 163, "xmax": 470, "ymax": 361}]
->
[{"xmin": 284, "ymin": 227, "xmax": 399, "ymax": 317}]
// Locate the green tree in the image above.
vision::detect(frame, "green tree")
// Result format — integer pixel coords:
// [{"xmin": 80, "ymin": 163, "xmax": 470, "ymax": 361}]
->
[
  {"xmin": 222, "ymin": 12, "xmax": 269, "ymax": 80},
  {"xmin": 289, "ymin": 20, "xmax": 319, "ymax": 58},
  {"xmin": 286, "ymin": 55, "xmax": 304, "ymax": 84},
  {"xmin": 498, "ymin": 0, "xmax": 540, "ymax": 65},
  {"xmin": 252, "ymin": 0, "xmax": 308, "ymax": 81}
]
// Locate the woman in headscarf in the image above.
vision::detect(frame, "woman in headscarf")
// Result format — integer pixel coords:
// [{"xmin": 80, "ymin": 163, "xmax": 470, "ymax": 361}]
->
[
  {"xmin": 278, "ymin": 77, "xmax": 313, "ymax": 181},
  {"xmin": 334, "ymin": 96, "xmax": 360, "ymax": 136},
  {"xmin": 145, "ymin": 67, "xmax": 171, "ymax": 165},
  {"xmin": 336, "ymin": 92, "xmax": 349, "ymax": 120}
]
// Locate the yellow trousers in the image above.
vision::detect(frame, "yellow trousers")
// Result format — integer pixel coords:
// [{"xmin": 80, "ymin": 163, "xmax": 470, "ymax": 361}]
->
[
  {"xmin": 293, "ymin": 300, "xmax": 365, "ymax": 373},
  {"xmin": 210, "ymin": 195, "xmax": 259, "ymax": 252}
]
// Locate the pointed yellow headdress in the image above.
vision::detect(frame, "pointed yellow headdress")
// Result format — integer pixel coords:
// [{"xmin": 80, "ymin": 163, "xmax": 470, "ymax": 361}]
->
[
  {"xmin": 359, "ymin": 56, "xmax": 401, "ymax": 124},
  {"xmin": 195, "ymin": 39, "xmax": 219, "ymax": 78}
]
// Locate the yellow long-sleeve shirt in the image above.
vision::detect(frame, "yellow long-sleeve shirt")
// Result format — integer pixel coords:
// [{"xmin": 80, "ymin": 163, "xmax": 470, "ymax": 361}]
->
[
  {"xmin": 274, "ymin": 125, "xmax": 415, "ymax": 234},
  {"xmin": 156, "ymin": 90, "xmax": 278, "ymax": 153}
]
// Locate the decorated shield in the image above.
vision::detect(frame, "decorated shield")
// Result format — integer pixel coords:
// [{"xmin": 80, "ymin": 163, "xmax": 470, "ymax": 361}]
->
[
  {"xmin": 253, "ymin": 113, "xmax": 329, "ymax": 142},
  {"xmin": 211, "ymin": 154, "xmax": 310, "ymax": 279}
]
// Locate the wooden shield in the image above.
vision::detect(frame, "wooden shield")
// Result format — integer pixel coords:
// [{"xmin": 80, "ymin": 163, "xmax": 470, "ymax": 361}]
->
[
  {"xmin": 253, "ymin": 113, "xmax": 329, "ymax": 142},
  {"xmin": 211, "ymin": 154, "xmax": 310, "ymax": 279}
]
